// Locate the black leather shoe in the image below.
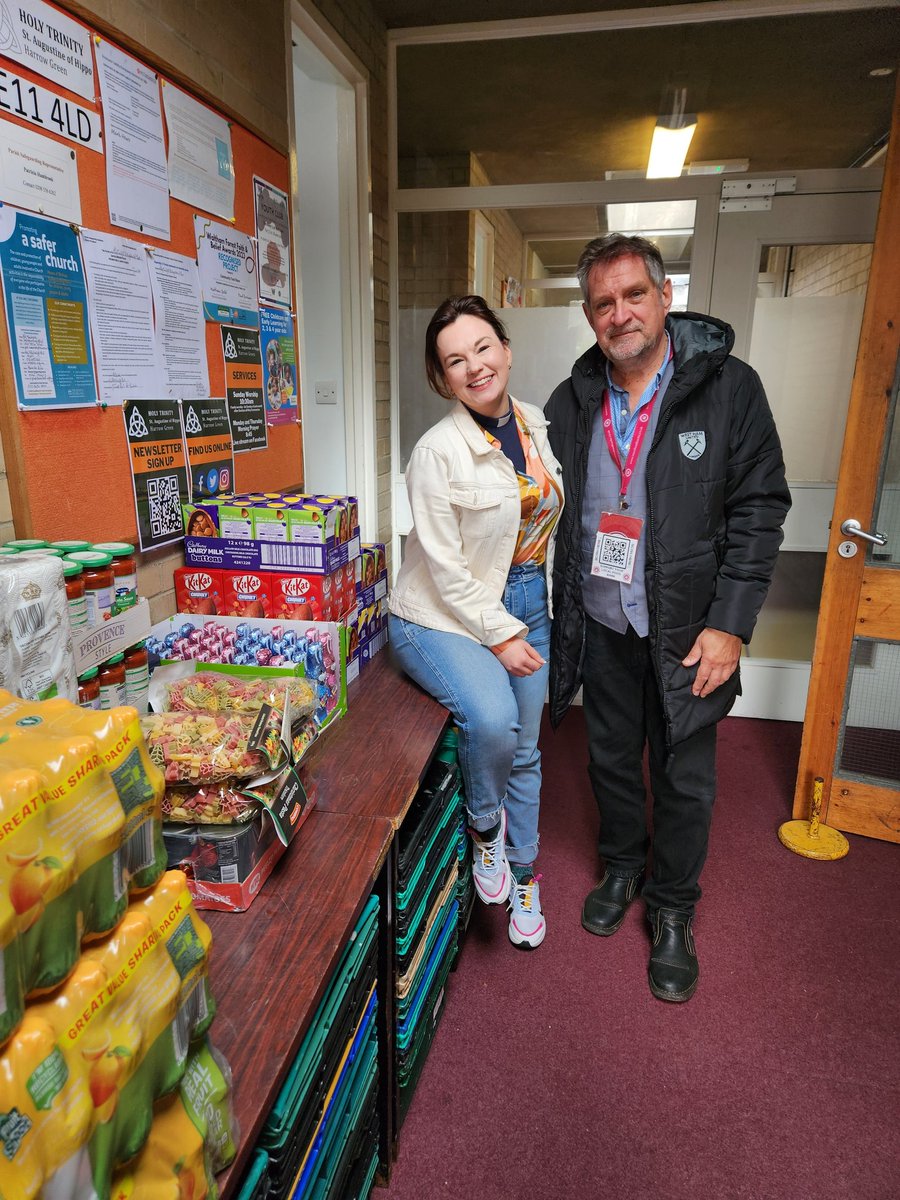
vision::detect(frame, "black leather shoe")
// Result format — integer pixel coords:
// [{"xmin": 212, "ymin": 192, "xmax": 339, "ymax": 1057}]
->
[
  {"xmin": 581, "ymin": 871, "xmax": 643, "ymax": 936},
  {"xmin": 647, "ymin": 909, "xmax": 699, "ymax": 1002}
]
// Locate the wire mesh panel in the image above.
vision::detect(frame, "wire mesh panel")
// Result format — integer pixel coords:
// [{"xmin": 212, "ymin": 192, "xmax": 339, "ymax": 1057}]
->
[{"xmin": 837, "ymin": 639, "xmax": 900, "ymax": 787}]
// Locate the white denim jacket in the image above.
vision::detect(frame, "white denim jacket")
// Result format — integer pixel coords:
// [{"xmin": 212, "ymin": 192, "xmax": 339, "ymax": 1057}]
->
[{"xmin": 389, "ymin": 399, "xmax": 564, "ymax": 646}]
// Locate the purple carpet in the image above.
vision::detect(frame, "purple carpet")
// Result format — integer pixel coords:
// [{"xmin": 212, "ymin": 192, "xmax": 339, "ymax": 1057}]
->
[{"xmin": 378, "ymin": 710, "xmax": 899, "ymax": 1200}]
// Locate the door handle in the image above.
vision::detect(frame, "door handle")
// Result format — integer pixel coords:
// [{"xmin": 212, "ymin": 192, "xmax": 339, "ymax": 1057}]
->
[{"xmin": 839, "ymin": 518, "xmax": 888, "ymax": 547}]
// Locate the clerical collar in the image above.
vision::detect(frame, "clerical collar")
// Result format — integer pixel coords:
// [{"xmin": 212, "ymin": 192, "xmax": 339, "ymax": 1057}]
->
[{"xmin": 468, "ymin": 402, "xmax": 514, "ymax": 430}]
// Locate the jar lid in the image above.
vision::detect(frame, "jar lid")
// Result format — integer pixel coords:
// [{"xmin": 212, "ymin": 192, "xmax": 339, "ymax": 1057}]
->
[
  {"xmin": 63, "ymin": 561, "xmax": 84, "ymax": 577},
  {"xmin": 91, "ymin": 542, "xmax": 135, "ymax": 557},
  {"xmin": 51, "ymin": 540, "xmax": 92, "ymax": 553},
  {"xmin": 0, "ymin": 547, "xmax": 19, "ymax": 556},
  {"xmin": 124, "ymin": 640, "xmax": 147, "ymax": 655},
  {"xmin": 104, "ymin": 653, "xmax": 125, "ymax": 665},
  {"xmin": 78, "ymin": 667, "xmax": 99, "ymax": 680},
  {"xmin": 15, "ymin": 547, "xmax": 65, "ymax": 558},
  {"xmin": 65, "ymin": 551, "xmax": 114, "ymax": 568},
  {"xmin": 4, "ymin": 539, "xmax": 47, "ymax": 551}
]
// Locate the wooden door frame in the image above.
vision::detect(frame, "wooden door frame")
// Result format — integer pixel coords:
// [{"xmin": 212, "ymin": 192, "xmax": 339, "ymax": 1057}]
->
[{"xmin": 793, "ymin": 76, "xmax": 900, "ymax": 832}]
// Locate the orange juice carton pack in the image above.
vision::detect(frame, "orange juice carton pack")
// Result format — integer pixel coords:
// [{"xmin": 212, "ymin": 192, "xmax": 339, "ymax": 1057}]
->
[
  {"xmin": 109, "ymin": 1038, "xmax": 236, "ymax": 1200},
  {"xmin": 13, "ymin": 871, "xmax": 214, "ymax": 1200},
  {"xmin": 0, "ymin": 727, "xmax": 127, "ymax": 949},
  {"xmin": 0, "ymin": 691, "xmax": 167, "ymax": 894},
  {"xmin": 0, "ymin": 758, "xmax": 79, "ymax": 1000}
]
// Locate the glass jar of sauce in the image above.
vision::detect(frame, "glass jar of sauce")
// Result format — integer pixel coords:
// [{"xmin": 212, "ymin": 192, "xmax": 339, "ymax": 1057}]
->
[
  {"xmin": 65, "ymin": 551, "xmax": 114, "ymax": 626},
  {"xmin": 123, "ymin": 642, "xmax": 149, "ymax": 713},
  {"xmin": 98, "ymin": 654, "xmax": 126, "ymax": 710},
  {"xmin": 77, "ymin": 667, "xmax": 100, "ymax": 710},
  {"xmin": 63, "ymin": 560, "xmax": 88, "ymax": 629},
  {"xmin": 91, "ymin": 542, "xmax": 138, "ymax": 613}
]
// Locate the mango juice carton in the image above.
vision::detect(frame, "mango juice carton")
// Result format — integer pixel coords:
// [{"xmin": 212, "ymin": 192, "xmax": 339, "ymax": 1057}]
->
[
  {"xmin": 0, "ymin": 729, "xmax": 127, "ymax": 946},
  {"xmin": 174, "ymin": 567, "xmax": 225, "ymax": 616},
  {"xmin": 0, "ymin": 759, "xmax": 79, "ymax": 997},
  {"xmin": 0, "ymin": 691, "xmax": 166, "ymax": 894},
  {"xmin": 0, "ymin": 886, "xmax": 24, "ymax": 1047}
]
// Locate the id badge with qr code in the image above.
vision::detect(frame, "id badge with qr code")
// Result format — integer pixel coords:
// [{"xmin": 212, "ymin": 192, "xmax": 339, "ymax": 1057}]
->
[{"xmin": 591, "ymin": 512, "xmax": 644, "ymax": 583}]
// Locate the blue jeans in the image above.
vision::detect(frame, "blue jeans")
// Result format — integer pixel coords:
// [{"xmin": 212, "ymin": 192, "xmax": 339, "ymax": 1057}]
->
[{"xmin": 388, "ymin": 564, "xmax": 550, "ymax": 865}]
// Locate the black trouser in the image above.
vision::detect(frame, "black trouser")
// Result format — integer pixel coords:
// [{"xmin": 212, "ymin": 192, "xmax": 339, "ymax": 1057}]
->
[{"xmin": 582, "ymin": 616, "xmax": 717, "ymax": 916}]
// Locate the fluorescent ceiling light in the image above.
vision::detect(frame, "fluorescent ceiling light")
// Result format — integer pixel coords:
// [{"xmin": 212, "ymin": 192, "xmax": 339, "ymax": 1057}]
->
[{"xmin": 646, "ymin": 121, "xmax": 696, "ymax": 179}]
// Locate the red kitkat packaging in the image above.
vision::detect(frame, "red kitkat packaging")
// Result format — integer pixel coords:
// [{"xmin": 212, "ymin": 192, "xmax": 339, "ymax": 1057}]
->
[
  {"xmin": 267, "ymin": 569, "xmax": 336, "ymax": 621},
  {"xmin": 174, "ymin": 566, "xmax": 225, "ymax": 614},
  {"xmin": 222, "ymin": 569, "xmax": 274, "ymax": 618}
]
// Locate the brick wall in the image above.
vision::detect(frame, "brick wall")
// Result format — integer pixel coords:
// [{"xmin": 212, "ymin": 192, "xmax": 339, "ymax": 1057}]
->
[{"xmin": 788, "ymin": 243, "xmax": 873, "ymax": 297}]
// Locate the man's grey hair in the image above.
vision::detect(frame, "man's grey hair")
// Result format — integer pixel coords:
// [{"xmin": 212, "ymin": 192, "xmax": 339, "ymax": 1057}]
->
[{"xmin": 576, "ymin": 234, "xmax": 667, "ymax": 303}]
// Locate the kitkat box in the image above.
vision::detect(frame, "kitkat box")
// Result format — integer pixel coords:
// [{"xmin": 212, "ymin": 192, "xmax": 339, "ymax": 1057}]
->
[
  {"xmin": 174, "ymin": 567, "xmax": 225, "ymax": 615},
  {"xmin": 267, "ymin": 569, "xmax": 338, "ymax": 621},
  {"xmin": 222, "ymin": 569, "xmax": 274, "ymax": 618}
]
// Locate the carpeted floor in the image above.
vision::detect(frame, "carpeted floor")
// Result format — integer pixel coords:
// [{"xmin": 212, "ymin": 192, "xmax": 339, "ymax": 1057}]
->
[{"xmin": 378, "ymin": 709, "xmax": 899, "ymax": 1200}]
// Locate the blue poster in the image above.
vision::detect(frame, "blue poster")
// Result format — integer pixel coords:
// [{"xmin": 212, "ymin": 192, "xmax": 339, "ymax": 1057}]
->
[
  {"xmin": 259, "ymin": 305, "xmax": 298, "ymax": 426},
  {"xmin": 0, "ymin": 206, "xmax": 97, "ymax": 410}
]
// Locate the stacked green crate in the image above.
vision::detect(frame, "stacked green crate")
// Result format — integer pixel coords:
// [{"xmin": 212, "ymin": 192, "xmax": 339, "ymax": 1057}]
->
[
  {"xmin": 237, "ymin": 895, "xmax": 380, "ymax": 1200},
  {"xmin": 436, "ymin": 727, "xmax": 476, "ymax": 943},
  {"xmin": 395, "ymin": 752, "xmax": 462, "ymax": 1123}
]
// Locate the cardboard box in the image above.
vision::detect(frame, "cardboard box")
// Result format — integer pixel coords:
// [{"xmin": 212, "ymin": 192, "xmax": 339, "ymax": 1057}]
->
[
  {"xmin": 146, "ymin": 614, "xmax": 347, "ymax": 731},
  {"xmin": 267, "ymin": 568, "xmax": 342, "ymax": 622},
  {"xmin": 162, "ymin": 814, "xmax": 287, "ymax": 912},
  {"xmin": 184, "ymin": 533, "xmax": 357, "ymax": 575},
  {"xmin": 221, "ymin": 569, "xmax": 274, "ymax": 618},
  {"xmin": 72, "ymin": 598, "xmax": 152, "ymax": 675},
  {"xmin": 174, "ymin": 567, "xmax": 225, "ymax": 615}
]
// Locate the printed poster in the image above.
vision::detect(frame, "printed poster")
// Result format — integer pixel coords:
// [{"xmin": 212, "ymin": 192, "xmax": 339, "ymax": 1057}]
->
[
  {"xmin": 0, "ymin": 119, "xmax": 82, "ymax": 223},
  {"xmin": 96, "ymin": 38, "xmax": 170, "ymax": 241},
  {"xmin": 0, "ymin": 0, "xmax": 94, "ymax": 99},
  {"xmin": 0, "ymin": 65, "xmax": 102, "ymax": 152},
  {"xmin": 81, "ymin": 228, "xmax": 162, "ymax": 406},
  {"xmin": 195, "ymin": 215, "xmax": 257, "ymax": 327},
  {"xmin": 164, "ymin": 82, "xmax": 234, "ymax": 221},
  {"xmin": 123, "ymin": 398, "xmax": 189, "ymax": 551},
  {"xmin": 221, "ymin": 324, "xmax": 267, "ymax": 454},
  {"xmin": 183, "ymin": 396, "xmax": 234, "ymax": 501},
  {"xmin": 0, "ymin": 205, "xmax": 97, "ymax": 409},
  {"xmin": 146, "ymin": 247, "xmax": 209, "ymax": 400},
  {"xmin": 253, "ymin": 177, "xmax": 291, "ymax": 307},
  {"xmin": 260, "ymin": 306, "xmax": 298, "ymax": 426}
]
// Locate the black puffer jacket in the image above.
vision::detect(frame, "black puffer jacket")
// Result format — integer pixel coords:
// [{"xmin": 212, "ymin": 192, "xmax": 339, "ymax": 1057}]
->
[{"xmin": 546, "ymin": 311, "xmax": 791, "ymax": 747}]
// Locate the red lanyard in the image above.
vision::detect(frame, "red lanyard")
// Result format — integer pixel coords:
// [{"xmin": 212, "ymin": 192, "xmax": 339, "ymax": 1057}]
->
[{"xmin": 601, "ymin": 346, "xmax": 673, "ymax": 510}]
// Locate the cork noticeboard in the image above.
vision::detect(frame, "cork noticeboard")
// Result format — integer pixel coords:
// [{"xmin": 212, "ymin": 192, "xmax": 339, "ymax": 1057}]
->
[{"xmin": 0, "ymin": 7, "xmax": 303, "ymax": 545}]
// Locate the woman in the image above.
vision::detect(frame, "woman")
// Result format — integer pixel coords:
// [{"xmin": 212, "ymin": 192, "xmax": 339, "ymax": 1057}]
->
[{"xmin": 388, "ymin": 295, "xmax": 563, "ymax": 950}]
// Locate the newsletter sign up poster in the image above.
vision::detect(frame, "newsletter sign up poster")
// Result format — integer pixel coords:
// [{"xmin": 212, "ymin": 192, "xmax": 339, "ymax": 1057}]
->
[
  {"xmin": 123, "ymin": 398, "xmax": 189, "ymax": 550},
  {"xmin": 0, "ymin": 206, "xmax": 97, "ymax": 409},
  {"xmin": 183, "ymin": 396, "xmax": 234, "ymax": 501},
  {"xmin": 221, "ymin": 325, "xmax": 267, "ymax": 453},
  {"xmin": 260, "ymin": 306, "xmax": 298, "ymax": 426}
]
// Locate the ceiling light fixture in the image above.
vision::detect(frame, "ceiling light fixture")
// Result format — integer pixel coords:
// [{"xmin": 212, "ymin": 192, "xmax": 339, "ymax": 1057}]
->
[{"xmin": 646, "ymin": 86, "xmax": 697, "ymax": 180}]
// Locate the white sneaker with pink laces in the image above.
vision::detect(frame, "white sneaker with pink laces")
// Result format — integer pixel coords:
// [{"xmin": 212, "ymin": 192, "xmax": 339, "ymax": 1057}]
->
[
  {"xmin": 470, "ymin": 808, "xmax": 512, "ymax": 905},
  {"xmin": 508, "ymin": 874, "xmax": 546, "ymax": 949}
]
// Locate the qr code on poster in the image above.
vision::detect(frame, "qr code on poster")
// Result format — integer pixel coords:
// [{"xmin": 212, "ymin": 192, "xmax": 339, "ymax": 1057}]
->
[
  {"xmin": 599, "ymin": 535, "xmax": 629, "ymax": 569},
  {"xmin": 147, "ymin": 474, "xmax": 183, "ymax": 539}
]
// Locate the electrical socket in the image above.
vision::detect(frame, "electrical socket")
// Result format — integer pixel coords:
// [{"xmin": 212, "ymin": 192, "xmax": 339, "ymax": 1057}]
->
[{"xmin": 315, "ymin": 380, "xmax": 337, "ymax": 405}]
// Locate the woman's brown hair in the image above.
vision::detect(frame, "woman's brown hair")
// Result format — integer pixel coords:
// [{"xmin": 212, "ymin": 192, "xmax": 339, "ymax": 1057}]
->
[{"xmin": 424, "ymin": 295, "xmax": 509, "ymax": 399}]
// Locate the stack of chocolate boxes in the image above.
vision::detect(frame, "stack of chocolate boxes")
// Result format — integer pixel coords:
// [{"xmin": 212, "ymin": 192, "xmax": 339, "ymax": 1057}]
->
[{"xmin": 176, "ymin": 493, "xmax": 389, "ymax": 681}]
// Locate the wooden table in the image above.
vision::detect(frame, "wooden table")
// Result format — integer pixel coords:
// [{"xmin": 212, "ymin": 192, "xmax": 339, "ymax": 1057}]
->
[
  {"xmin": 304, "ymin": 654, "xmax": 450, "ymax": 828},
  {"xmin": 207, "ymin": 657, "xmax": 449, "ymax": 1195}
]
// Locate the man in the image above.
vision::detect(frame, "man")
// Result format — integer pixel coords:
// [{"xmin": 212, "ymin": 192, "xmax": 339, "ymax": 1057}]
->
[{"xmin": 546, "ymin": 234, "xmax": 789, "ymax": 1003}]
